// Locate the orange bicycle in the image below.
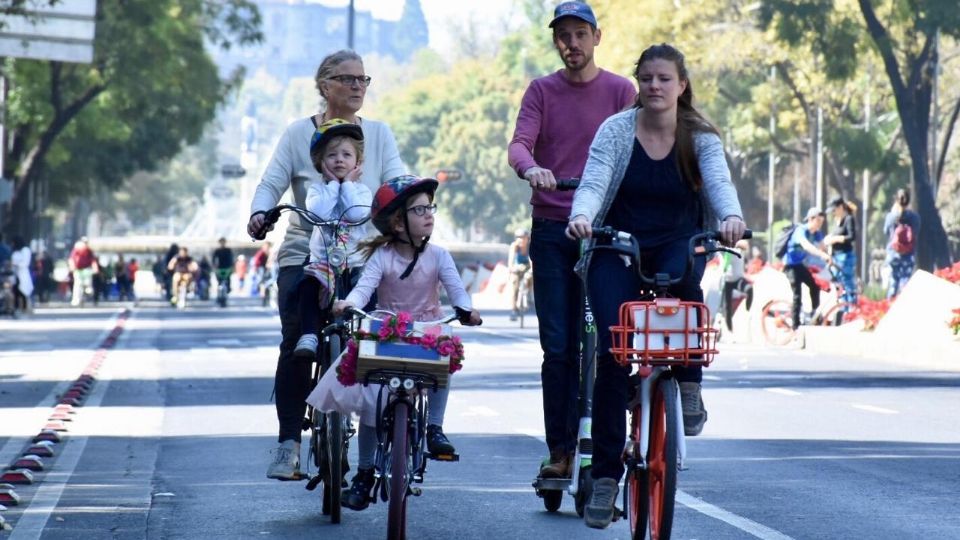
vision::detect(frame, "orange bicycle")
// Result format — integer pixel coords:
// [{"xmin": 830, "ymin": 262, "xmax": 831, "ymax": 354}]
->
[
  {"xmin": 760, "ymin": 263, "xmax": 861, "ymax": 346},
  {"xmin": 586, "ymin": 226, "xmax": 751, "ymax": 540}
]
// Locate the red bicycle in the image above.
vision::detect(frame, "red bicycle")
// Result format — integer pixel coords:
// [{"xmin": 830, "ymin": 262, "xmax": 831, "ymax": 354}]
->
[{"xmin": 586, "ymin": 227, "xmax": 750, "ymax": 540}]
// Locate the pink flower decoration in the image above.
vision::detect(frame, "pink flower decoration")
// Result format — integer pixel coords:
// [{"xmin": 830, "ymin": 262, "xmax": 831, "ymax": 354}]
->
[
  {"xmin": 437, "ymin": 340, "xmax": 456, "ymax": 357},
  {"xmin": 397, "ymin": 311, "xmax": 413, "ymax": 329}
]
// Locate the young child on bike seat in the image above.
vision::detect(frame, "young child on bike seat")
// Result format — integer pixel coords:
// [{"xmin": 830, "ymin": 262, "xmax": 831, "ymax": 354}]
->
[
  {"xmin": 294, "ymin": 119, "xmax": 372, "ymax": 357},
  {"xmin": 325, "ymin": 175, "xmax": 482, "ymax": 512}
]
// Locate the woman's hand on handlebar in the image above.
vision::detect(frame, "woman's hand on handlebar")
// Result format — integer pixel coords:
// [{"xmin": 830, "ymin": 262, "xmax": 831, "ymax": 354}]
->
[
  {"xmin": 247, "ymin": 212, "xmax": 272, "ymax": 240},
  {"xmin": 718, "ymin": 216, "xmax": 746, "ymax": 246},
  {"xmin": 332, "ymin": 300, "xmax": 353, "ymax": 316},
  {"xmin": 524, "ymin": 166, "xmax": 557, "ymax": 192},
  {"xmin": 464, "ymin": 309, "xmax": 482, "ymax": 326},
  {"xmin": 565, "ymin": 215, "xmax": 592, "ymax": 240}
]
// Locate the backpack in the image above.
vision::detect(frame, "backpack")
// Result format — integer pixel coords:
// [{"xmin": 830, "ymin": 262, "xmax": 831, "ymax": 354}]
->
[
  {"xmin": 773, "ymin": 223, "xmax": 797, "ymax": 259},
  {"xmin": 890, "ymin": 216, "xmax": 915, "ymax": 255}
]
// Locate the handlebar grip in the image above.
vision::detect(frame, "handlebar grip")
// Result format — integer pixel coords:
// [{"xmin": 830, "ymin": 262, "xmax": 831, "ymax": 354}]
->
[
  {"xmin": 742, "ymin": 229, "xmax": 753, "ymax": 240},
  {"xmin": 556, "ymin": 178, "xmax": 580, "ymax": 191}
]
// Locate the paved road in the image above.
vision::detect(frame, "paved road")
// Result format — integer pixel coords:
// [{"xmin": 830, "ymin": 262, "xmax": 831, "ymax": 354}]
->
[{"xmin": 1, "ymin": 299, "xmax": 958, "ymax": 539}]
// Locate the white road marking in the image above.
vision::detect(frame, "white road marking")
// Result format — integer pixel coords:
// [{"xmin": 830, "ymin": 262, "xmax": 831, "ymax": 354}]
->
[
  {"xmin": 765, "ymin": 387, "xmax": 802, "ymax": 396},
  {"xmin": 514, "ymin": 428, "xmax": 545, "ymax": 441},
  {"xmin": 461, "ymin": 406, "xmax": 499, "ymax": 418},
  {"xmin": 851, "ymin": 403, "xmax": 899, "ymax": 415},
  {"xmin": 8, "ymin": 311, "xmax": 129, "ymax": 540},
  {"xmin": 206, "ymin": 338, "xmax": 242, "ymax": 346},
  {"xmin": 702, "ymin": 374, "xmax": 723, "ymax": 381},
  {"xmin": 677, "ymin": 490, "xmax": 796, "ymax": 540}
]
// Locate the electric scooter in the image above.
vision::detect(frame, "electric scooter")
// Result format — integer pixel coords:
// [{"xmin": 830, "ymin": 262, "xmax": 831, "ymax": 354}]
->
[{"xmin": 531, "ymin": 178, "xmax": 597, "ymax": 515}]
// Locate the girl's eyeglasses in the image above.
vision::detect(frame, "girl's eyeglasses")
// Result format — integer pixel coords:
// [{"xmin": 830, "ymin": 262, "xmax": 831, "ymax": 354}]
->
[{"xmin": 406, "ymin": 204, "xmax": 438, "ymax": 217}]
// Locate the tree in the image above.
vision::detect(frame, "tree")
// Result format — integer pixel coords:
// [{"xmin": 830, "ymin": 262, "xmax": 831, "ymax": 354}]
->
[
  {"xmin": 1, "ymin": 0, "xmax": 262, "ymax": 238},
  {"xmin": 762, "ymin": 0, "xmax": 956, "ymax": 268}
]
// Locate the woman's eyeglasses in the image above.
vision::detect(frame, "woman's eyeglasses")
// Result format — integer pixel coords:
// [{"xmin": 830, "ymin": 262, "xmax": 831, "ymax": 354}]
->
[
  {"xmin": 326, "ymin": 75, "xmax": 372, "ymax": 87},
  {"xmin": 406, "ymin": 204, "xmax": 438, "ymax": 217}
]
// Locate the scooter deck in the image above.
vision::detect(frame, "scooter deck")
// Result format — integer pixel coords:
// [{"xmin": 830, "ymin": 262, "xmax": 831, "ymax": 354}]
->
[{"xmin": 532, "ymin": 476, "xmax": 572, "ymax": 491}]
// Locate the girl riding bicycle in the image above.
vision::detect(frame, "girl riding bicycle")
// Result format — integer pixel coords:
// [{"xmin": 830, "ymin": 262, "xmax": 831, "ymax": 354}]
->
[
  {"xmin": 307, "ymin": 175, "xmax": 482, "ymax": 512},
  {"xmin": 293, "ymin": 119, "xmax": 372, "ymax": 357}
]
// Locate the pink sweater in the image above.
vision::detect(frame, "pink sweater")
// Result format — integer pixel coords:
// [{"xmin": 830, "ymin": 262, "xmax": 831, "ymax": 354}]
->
[
  {"xmin": 345, "ymin": 244, "xmax": 472, "ymax": 322},
  {"xmin": 508, "ymin": 69, "xmax": 636, "ymax": 221}
]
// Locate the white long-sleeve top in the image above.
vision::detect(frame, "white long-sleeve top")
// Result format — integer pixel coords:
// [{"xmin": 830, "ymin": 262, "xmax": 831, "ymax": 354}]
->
[
  {"xmin": 344, "ymin": 244, "xmax": 472, "ymax": 322},
  {"xmin": 305, "ymin": 179, "xmax": 373, "ymax": 268}
]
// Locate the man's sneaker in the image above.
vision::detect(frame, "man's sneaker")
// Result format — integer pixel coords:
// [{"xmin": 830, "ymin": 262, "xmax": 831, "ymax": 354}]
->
[
  {"xmin": 584, "ymin": 477, "xmax": 620, "ymax": 529},
  {"xmin": 679, "ymin": 382, "xmax": 708, "ymax": 436},
  {"xmin": 426, "ymin": 424, "xmax": 456, "ymax": 455},
  {"xmin": 341, "ymin": 467, "xmax": 376, "ymax": 511},
  {"xmin": 509, "ymin": 310, "xmax": 519, "ymax": 321},
  {"xmin": 294, "ymin": 334, "xmax": 318, "ymax": 358},
  {"xmin": 539, "ymin": 448, "xmax": 572, "ymax": 479},
  {"xmin": 266, "ymin": 440, "xmax": 300, "ymax": 480}
]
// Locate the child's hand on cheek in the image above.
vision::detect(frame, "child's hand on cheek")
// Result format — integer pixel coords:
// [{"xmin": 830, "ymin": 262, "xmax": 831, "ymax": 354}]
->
[
  {"xmin": 344, "ymin": 165, "xmax": 363, "ymax": 183},
  {"xmin": 321, "ymin": 161, "xmax": 339, "ymax": 183}
]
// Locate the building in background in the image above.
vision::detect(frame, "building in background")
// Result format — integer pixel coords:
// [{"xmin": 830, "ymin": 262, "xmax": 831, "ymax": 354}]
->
[{"xmin": 215, "ymin": 0, "xmax": 428, "ymax": 84}]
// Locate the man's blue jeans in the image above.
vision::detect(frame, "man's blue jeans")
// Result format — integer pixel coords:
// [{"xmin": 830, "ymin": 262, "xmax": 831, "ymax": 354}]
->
[{"xmin": 529, "ymin": 218, "xmax": 581, "ymax": 455}]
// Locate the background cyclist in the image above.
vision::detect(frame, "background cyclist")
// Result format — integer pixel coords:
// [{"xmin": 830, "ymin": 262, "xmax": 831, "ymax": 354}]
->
[{"xmin": 507, "ymin": 228, "xmax": 532, "ymax": 320}]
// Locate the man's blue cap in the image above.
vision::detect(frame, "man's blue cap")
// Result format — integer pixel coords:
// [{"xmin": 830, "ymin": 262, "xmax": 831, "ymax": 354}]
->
[{"xmin": 548, "ymin": 1, "xmax": 597, "ymax": 28}]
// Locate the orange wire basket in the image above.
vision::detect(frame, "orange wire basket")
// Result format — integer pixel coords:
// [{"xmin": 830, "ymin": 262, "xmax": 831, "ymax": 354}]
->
[{"xmin": 609, "ymin": 298, "xmax": 718, "ymax": 368}]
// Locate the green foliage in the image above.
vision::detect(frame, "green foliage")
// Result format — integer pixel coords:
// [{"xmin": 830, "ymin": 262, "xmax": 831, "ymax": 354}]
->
[{"xmin": 3, "ymin": 0, "xmax": 261, "ymax": 222}]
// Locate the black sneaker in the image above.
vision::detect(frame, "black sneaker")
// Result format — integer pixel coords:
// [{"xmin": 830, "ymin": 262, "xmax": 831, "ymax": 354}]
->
[
  {"xmin": 341, "ymin": 467, "xmax": 375, "ymax": 511},
  {"xmin": 426, "ymin": 424, "xmax": 456, "ymax": 455}
]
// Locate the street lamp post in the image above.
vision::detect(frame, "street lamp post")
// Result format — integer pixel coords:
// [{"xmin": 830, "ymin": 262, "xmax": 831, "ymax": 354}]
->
[{"xmin": 347, "ymin": 0, "xmax": 355, "ymax": 50}]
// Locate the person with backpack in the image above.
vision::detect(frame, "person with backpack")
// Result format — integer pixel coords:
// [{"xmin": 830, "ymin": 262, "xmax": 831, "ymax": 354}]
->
[
  {"xmin": 883, "ymin": 188, "xmax": 920, "ymax": 298},
  {"xmin": 823, "ymin": 196, "xmax": 858, "ymax": 306},
  {"xmin": 782, "ymin": 207, "xmax": 832, "ymax": 330}
]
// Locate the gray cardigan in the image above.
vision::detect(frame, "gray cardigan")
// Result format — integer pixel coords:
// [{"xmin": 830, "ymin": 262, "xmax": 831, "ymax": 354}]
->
[{"xmin": 569, "ymin": 108, "xmax": 743, "ymax": 274}]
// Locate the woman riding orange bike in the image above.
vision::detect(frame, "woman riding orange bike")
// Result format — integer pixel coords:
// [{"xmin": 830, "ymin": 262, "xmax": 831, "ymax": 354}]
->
[{"xmin": 566, "ymin": 43, "xmax": 746, "ymax": 530}]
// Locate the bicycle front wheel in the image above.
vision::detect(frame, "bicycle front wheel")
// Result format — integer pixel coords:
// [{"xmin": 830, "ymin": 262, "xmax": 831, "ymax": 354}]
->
[
  {"xmin": 638, "ymin": 377, "xmax": 679, "ymax": 540},
  {"xmin": 388, "ymin": 401, "xmax": 410, "ymax": 540},
  {"xmin": 761, "ymin": 299, "xmax": 795, "ymax": 346},
  {"xmin": 322, "ymin": 335, "xmax": 344, "ymax": 523},
  {"xmin": 820, "ymin": 302, "xmax": 861, "ymax": 327}
]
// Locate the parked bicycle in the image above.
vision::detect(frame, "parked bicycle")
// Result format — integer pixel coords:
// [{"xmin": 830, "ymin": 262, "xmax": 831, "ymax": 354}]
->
[
  {"xmin": 254, "ymin": 203, "xmax": 369, "ymax": 524},
  {"xmin": 760, "ymin": 262, "xmax": 861, "ymax": 346},
  {"xmin": 347, "ymin": 306, "xmax": 478, "ymax": 540},
  {"xmin": 583, "ymin": 226, "xmax": 751, "ymax": 540}
]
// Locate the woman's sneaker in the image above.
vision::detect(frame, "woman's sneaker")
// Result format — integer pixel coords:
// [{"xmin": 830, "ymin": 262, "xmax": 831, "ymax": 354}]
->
[
  {"xmin": 679, "ymin": 382, "xmax": 708, "ymax": 436},
  {"xmin": 426, "ymin": 424, "xmax": 456, "ymax": 455},
  {"xmin": 341, "ymin": 467, "xmax": 376, "ymax": 511},
  {"xmin": 294, "ymin": 334, "xmax": 318, "ymax": 358},
  {"xmin": 584, "ymin": 477, "xmax": 620, "ymax": 529},
  {"xmin": 266, "ymin": 440, "xmax": 300, "ymax": 480}
]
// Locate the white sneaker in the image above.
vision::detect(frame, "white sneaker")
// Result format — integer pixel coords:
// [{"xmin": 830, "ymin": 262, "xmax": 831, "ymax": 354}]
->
[
  {"xmin": 266, "ymin": 440, "xmax": 301, "ymax": 480},
  {"xmin": 294, "ymin": 334, "xmax": 318, "ymax": 358}
]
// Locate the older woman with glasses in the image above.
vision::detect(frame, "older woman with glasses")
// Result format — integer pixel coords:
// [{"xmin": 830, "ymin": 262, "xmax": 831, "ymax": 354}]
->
[{"xmin": 247, "ymin": 49, "xmax": 406, "ymax": 482}]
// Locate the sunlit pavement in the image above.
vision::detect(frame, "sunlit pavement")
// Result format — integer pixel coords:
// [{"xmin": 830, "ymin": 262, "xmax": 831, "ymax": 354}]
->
[{"xmin": 1, "ymin": 297, "xmax": 959, "ymax": 539}]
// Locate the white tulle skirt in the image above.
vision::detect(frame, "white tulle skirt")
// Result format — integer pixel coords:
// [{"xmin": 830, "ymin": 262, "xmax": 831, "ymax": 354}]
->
[{"xmin": 304, "ymin": 352, "xmax": 388, "ymax": 427}]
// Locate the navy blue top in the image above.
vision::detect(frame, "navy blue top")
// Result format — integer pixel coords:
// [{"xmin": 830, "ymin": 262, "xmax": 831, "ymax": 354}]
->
[{"xmin": 604, "ymin": 139, "xmax": 700, "ymax": 248}]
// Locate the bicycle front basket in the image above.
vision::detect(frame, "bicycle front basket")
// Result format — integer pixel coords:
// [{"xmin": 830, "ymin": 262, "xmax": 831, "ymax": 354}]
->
[
  {"xmin": 609, "ymin": 298, "xmax": 718, "ymax": 367},
  {"xmin": 354, "ymin": 319, "xmax": 452, "ymax": 388}
]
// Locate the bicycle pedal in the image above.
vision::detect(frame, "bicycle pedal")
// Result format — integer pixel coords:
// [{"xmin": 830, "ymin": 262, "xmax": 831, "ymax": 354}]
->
[
  {"xmin": 305, "ymin": 475, "xmax": 322, "ymax": 491},
  {"xmin": 410, "ymin": 487, "xmax": 423, "ymax": 497},
  {"xmin": 427, "ymin": 452, "xmax": 459, "ymax": 462}
]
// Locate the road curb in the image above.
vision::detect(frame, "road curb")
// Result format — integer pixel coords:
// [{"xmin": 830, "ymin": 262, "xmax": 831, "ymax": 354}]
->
[{"xmin": 0, "ymin": 308, "xmax": 131, "ymax": 532}]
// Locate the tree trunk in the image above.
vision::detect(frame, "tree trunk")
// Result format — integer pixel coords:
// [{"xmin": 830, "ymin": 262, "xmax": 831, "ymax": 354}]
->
[{"xmin": 902, "ymin": 120, "xmax": 952, "ymax": 269}]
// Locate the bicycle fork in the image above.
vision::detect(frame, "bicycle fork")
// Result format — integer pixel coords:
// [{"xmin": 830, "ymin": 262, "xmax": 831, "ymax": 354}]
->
[{"xmin": 625, "ymin": 370, "xmax": 687, "ymax": 472}]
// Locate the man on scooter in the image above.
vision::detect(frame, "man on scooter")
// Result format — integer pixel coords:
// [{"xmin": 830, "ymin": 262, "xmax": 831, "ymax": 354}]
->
[{"xmin": 507, "ymin": 1, "xmax": 635, "ymax": 478}]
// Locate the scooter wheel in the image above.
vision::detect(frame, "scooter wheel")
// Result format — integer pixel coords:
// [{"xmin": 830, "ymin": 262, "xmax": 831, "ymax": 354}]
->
[
  {"xmin": 542, "ymin": 490, "xmax": 562, "ymax": 512},
  {"xmin": 575, "ymin": 466, "xmax": 593, "ymax": 517}
]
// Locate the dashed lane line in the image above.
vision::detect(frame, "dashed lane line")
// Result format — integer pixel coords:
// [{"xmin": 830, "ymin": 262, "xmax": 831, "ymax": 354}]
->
[
  {"xmin": 676, "ymin": 491, "xmax": 796, "ymax": 540},
  {"xmin": 765, "ymin": 387, "xmax": 802, "ymax": 396},
  {"xmin": 851, "ymin": 403, "xmax": 899, "ymax": 415}
]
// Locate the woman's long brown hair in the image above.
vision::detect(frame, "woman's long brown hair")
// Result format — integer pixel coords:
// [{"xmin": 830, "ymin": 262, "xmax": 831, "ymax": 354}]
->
[{"xmin": 633, "ymin": 44, "xmax": 720, "ymax": 192}]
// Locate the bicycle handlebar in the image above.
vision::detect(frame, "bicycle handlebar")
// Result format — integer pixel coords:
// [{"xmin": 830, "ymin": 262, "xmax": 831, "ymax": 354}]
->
[
  {"xmin": 250, "ymin": 204, "xmax": 371, "ymax": 241},
  {"xmin": 587, "ymin": 227, "xmax": 753, "ymax": 290},
  {"xmin": 556, "ymin": 178, "xmax": 580, "ymax": 191},
  {"xmin": 344, "ymin": 306, "xmax": 482, "ymax": 327}
]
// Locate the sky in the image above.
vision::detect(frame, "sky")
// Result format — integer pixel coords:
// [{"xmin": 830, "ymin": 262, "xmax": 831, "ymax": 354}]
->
[{"xmin": 306, "ymin": 0, "xmax": 524, "ymax": 54}]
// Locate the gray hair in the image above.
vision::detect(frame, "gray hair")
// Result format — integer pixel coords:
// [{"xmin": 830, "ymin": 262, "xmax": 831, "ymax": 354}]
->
[{"xmin": 314, "ymin": 50, "xmax": 364, "ymax": 104}]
